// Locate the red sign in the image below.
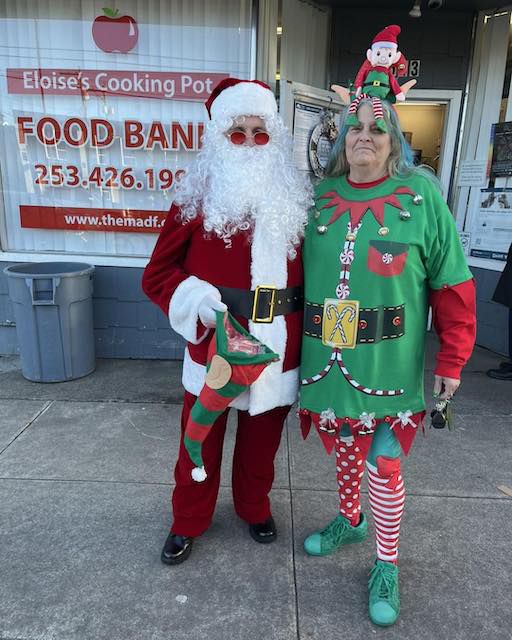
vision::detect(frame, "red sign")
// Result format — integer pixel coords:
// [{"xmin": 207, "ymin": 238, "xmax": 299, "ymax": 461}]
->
[
  {"xmin": 7, "ymin": 69, "xmax": 227, "ymax": 101},
  {"xmin": 20, "ymin": 205, "xmax": 167, "ymax": 233}
]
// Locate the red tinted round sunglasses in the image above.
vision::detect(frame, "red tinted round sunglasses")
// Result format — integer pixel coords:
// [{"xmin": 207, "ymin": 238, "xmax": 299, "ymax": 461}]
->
[{"xmin": 228, "ymin": 130, "xmax": 270, "ymax": 145}]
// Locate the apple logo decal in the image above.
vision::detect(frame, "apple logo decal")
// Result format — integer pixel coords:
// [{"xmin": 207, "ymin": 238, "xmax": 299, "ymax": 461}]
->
[{"xmin": 92, "ymin": 8, "xmax": 139, "ymax": 53}]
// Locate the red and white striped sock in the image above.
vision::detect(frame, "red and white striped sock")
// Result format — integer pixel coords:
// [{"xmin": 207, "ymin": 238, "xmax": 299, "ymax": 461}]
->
[
  {"xmin": 366, "ymin": 457, "xmax": 405, "ymax": 564},
  {"xmin": 334, "ymin": 436, "xmax": 365, "ymax": 526}
]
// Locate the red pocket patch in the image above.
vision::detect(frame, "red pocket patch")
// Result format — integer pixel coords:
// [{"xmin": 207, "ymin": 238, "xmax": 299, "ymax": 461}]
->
[{"xmin": 368, "ymin": 240, "xmax": 409, "ymax": 277}]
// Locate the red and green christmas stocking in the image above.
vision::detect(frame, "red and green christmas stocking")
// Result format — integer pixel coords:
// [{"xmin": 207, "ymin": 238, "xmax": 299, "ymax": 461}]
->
[{"xmin": 184, "ymin": 310, "xmax": 279, "ymax": 482}]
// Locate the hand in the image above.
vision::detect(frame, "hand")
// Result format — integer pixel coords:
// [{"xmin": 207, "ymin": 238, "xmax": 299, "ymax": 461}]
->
[
  {"xmin": 198, "ymin": 294, "xmax": 227, "ymax": 328},
  {"xmin": 395, "ymin": 91, "xmax": 405, "ymax": 102},
  {"xmin": 433, "ymin": 375, "xmax": 460, "ymax": 400}
]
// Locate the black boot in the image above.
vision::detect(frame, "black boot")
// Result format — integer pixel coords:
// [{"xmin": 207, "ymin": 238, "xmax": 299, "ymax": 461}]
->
[
  {"xmin": 160, "ymin": 532, "xmax": 194, "ymax": 565},
  {"xmin": 486, "ymin": 366, "xmax": 512, "ymax": 380},
  {"xmin": 248, "ymin": 516, "xmax": 277, "ymax": 544}
]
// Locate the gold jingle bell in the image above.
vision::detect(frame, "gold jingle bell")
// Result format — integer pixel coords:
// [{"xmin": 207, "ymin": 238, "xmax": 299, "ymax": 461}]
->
[
  {"xmin": 346, "ymin": 233, "xmax": 356, "ymax": 241},
  {"xmin": 317, "ymin": 225, "xmax": 328, "ymax": 234},
  {"xmin": 413, "ymin": 194, "xmax": 423, "ymax": 205},
  {"xmin": 378, "ymin": 226, "xmax": 389, "ymax": 236},
  {"xmin": 399, "ymin": 210, "xmax": 411, "ymax": 220}
]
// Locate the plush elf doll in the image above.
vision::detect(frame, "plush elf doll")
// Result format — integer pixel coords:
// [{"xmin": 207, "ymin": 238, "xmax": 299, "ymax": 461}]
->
[
  {"xmin": 332, "ymin": 25, "xmax": 416, "ymax": 132},
  {"xmin": 184, "ymin": 311, "xmax": 278, "ymax": 482}
]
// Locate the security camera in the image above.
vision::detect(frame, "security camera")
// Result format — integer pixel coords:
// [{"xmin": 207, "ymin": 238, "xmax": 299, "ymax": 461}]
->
[{"xmin": 428, "ymin": 0, "xmax": 443, "ymax": 8}]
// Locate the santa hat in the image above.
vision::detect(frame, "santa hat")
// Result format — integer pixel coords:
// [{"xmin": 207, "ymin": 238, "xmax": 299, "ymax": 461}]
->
[
  {"xmin": 205, "ymin": 77, "xmax": 278, "ymax": 122},
  {"xmin": 371, "ymin": 24, "xmax": 401, "ymax": 49}
]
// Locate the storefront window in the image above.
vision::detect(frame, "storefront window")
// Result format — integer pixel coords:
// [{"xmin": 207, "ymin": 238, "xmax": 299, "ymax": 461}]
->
[
  {"xmin": 0, "ymin": 1, "xmax": 254, "ymax": 260},
  {"xmin": 499, "ymin": 30, "xmax": 512, "ymax": 122}
]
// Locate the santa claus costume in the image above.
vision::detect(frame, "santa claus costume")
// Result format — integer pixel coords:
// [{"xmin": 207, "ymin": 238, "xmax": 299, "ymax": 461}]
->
[{"xmin": 142, "ymin": 78, "xmax": 311, "ymax": 564}]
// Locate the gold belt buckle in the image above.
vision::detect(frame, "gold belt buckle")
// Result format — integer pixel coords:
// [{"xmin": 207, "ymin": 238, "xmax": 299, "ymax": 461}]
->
[
  {"xmin": 321, "ymin": 298, "xmax": 360, "ymax": 348},
  {"xmin": 372, "ymin": 80, "xmax": 381, "ymax": 86},
  {"xmin": 252, "ymin": 285, "xmax": 277, "ymax": 323}
]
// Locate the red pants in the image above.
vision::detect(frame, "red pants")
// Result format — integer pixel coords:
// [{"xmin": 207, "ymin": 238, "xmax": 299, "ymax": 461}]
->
[{"xmin": 171, "ymin": 391, "xmax": 290, "ymax": 537}]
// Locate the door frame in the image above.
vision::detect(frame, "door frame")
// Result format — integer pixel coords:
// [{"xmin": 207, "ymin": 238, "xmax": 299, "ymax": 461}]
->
[{"xmin": 400, "ymin": 88, "xmax": 463, "ymax": 199}]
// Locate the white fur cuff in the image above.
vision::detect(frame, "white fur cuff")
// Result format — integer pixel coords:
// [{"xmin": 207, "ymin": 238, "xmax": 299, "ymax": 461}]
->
[{"xmin": 168, "ymin": 276, "xmax": 220, "ymax": 344}]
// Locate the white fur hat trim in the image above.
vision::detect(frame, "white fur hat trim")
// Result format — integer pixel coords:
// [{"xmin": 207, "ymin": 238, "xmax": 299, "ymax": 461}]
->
[{"xmin": 210, "ymin": 82, "xmax": 277, "ymax": 123}]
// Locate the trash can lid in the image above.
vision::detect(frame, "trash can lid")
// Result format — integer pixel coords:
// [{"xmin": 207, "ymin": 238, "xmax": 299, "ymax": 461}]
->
[{"xmin": 3, "ymin": 262, "xmax": 95, "ymax": 278}]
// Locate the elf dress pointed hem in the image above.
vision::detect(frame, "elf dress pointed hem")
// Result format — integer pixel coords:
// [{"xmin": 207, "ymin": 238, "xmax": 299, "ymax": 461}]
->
[{"xmin": 298, "ymin": 408, "xmax": 425, "ymax": 458}]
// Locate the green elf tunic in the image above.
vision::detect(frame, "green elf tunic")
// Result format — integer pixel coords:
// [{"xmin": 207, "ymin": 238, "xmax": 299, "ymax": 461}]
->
[
  {"xmin": 362, "ymin": 68, "xmax": 393, "ymax": 101},
  {"xmin": 298, "ymin": 173, "xmax": 472, "ymax": 457}
]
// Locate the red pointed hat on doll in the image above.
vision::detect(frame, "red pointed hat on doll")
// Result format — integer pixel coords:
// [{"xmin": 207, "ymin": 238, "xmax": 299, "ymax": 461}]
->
[
  {"xmin": 205, "ymin": 77, "xmax": 278, "ymax": 122},
  {"xmin": 371, "ymin": 24, "xmax": 400, "ymax": 48}
]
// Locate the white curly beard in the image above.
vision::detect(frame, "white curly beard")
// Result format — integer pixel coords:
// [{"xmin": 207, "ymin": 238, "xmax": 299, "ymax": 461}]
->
[{"xmin": 174, "ymin": 114, "xmax": 313, "ymax": 257}]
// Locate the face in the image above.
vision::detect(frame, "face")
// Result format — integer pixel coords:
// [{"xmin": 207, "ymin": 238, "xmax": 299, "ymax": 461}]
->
[
  {"xmin": 369, "ymin": 45, "xmax": 398, "ymax": 68},
  {"xmin": 225, "ymin": 115, "xmax": 269, "ymax": 147},
  {"xmin": 345, "ymin": 103, "xmax": 392, "ymax": 176}
]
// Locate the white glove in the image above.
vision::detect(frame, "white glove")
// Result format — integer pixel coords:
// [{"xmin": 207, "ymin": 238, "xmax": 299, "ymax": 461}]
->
[{"xmin": 198, "ymin": 294, "xmax": 227, "ymax": 328}]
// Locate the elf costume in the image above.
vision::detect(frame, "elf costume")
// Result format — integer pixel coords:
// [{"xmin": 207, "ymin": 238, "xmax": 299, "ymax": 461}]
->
[{"xmin": 299, "ymin": 172, "xmax": 476, "ymax": 625}]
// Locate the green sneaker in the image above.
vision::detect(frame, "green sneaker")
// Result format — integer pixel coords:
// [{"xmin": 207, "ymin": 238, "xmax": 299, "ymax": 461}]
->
[
  {"xmin": 303, "ymin": 513, "xmax": 368, "ymax": 556},
  {"xmin": 368, "ymin": 559, "xmax": 400, "ymax": 626}
]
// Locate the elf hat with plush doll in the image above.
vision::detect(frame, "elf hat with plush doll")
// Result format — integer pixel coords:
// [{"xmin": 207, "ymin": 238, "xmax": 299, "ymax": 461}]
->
[
  {"xmin": 184, "ymin": 310, "xmax": 279, "ymax": 482},
  {"xmin": 331, "ymin": 24, "xmax": 417, "ymax": 132}
]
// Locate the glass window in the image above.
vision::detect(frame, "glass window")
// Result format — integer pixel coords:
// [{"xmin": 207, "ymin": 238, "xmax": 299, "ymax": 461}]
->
[{"xmin": 0, "ymin": 0, "xmax": 254, "ymax": 258}]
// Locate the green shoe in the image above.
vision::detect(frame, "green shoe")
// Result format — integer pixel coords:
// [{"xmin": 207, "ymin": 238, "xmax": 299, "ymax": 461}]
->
[
  {"xmin": 303, "ymin": 513, "xmax": 368, "ymax": 556},
  {"xmin": 368, "ymin": 559, "xmax": 400, "ymax": 626}
]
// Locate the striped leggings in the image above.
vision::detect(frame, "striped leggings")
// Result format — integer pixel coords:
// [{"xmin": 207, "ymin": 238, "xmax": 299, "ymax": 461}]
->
[{"xmin": 335, "ymin": 422, "xmax": 404, "ymax": 563}]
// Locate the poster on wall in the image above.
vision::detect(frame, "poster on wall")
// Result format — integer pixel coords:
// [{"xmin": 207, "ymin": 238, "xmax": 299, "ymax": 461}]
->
[
  {"xmin": 0, "ymin": 1, "xmax": 253, "ymax": 258},
  {"xmin": 292, "ymin": 101, "xmax": 341, "ymax": 179},
  {"xmin": 469, "ymin": 188, "xmax": 512, "ymax": 261},
  {"xmin": 489, "ymin": 121, "xmax": 512, "ymax": 178}
]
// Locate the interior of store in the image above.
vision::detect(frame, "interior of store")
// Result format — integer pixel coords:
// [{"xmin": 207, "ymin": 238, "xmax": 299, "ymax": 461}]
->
[{"xmin": 395, "ymin": 102, "xmax": 446, "ymax": 175}]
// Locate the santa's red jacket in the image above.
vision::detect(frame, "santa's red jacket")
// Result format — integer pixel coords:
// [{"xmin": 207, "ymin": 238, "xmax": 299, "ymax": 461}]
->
[{"xmin": 142, "ymin": 203, "xmax": 303, "ymax": 415}]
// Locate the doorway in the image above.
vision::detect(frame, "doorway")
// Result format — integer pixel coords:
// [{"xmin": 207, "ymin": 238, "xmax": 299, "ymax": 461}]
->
[
  {"xmin": 395, "ymin": 102, "xmax": 446, "ymax": 173},
  {"xmin": 395, "ymin": 89, "xmax": 462, "ymax": 198}
]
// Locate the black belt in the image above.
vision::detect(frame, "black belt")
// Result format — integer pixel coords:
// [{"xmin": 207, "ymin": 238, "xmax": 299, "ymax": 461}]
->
[
  {"xmin": 304, "ymin": 301, "xmax": 405, "ymax": 343},
  {"xmin": 217, "ymin": 285, "xmax": 303, "ymax": 323},
  {"xmin": 364, "ymin": 80, "xmax": 390, "ymax": 88}
]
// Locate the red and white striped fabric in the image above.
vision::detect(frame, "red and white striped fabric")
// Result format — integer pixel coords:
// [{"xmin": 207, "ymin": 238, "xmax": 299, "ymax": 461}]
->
[{"xmin": 366, "ymin": 458, "xmax": 405, "ymax": 563}]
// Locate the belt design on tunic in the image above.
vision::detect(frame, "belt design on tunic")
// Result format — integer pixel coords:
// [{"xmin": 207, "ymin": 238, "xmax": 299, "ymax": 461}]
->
[
  {"xmin": 300, "ymin": 294, "xmax": 405, "ymax": 396},
  {"xmin": 304, "ymin": 301, "xmax": 405, "ymax": 344}
]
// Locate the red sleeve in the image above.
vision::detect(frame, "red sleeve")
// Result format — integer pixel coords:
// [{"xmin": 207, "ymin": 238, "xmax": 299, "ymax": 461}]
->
[
  {"xmin": 429, "ymin": 279, "xmax": 477, "ymax": 379},
  {"xmin": 141, "ymin": 203, "xmax": 198, "ymax": 315},
  {"xmin": 388, "ymin": 71, "xmax": 402, "ymax": 96},
  {"xmin": 354, "ymin": 60, "xmax": 371, "ymax": 89}
]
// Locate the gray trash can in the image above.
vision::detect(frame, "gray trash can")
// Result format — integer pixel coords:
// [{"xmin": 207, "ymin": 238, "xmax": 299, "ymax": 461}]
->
[{"xmin": 4, "ymin": 262, "xmax": 95, "ymax": 382}]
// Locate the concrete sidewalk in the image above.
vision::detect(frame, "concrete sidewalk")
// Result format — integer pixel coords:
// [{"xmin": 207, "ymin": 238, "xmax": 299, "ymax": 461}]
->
[{"xmin": 0, "ymin": 334, "xmax": 511, "ymax": 640}]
